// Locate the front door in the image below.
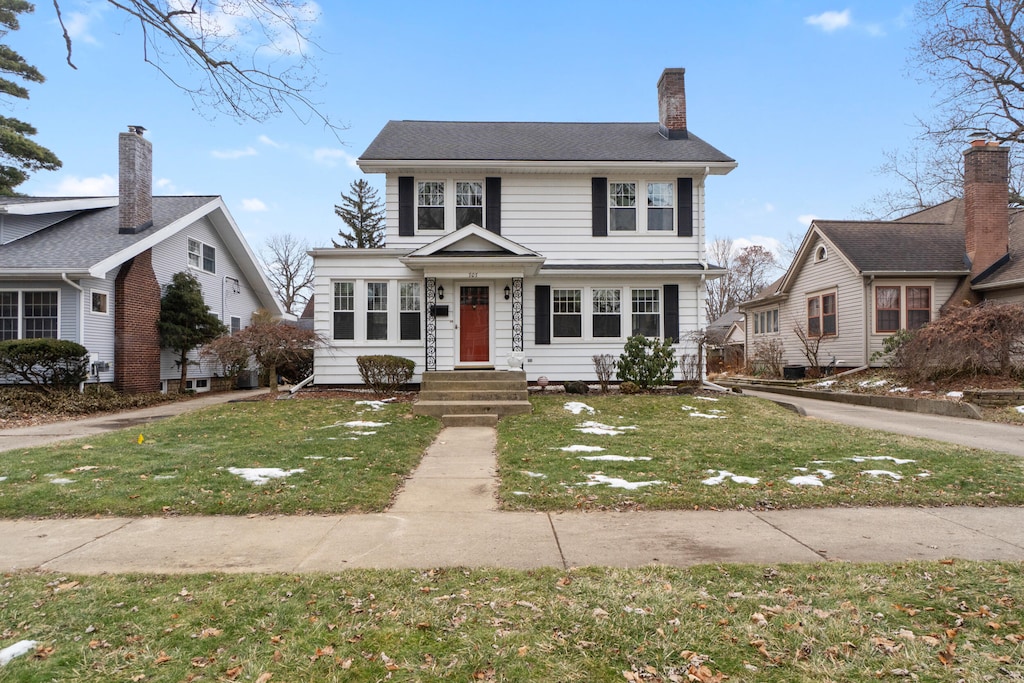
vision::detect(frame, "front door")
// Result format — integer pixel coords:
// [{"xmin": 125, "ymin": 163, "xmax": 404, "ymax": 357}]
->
[{"xmin": 459, "ymin": 285, "xmax": 490, "ymax": 364}]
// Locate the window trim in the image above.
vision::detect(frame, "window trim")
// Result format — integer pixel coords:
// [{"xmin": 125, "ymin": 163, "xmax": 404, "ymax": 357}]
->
[
  {"xmin": 872, "ymin": 284, "xmax": 933, "ymax": 334},
  {"xmin": 365, "ymin": 281, "xmax": 389, "ymax": 341},
  {"xmin": 552, "ymin": 288, "xmax": 583, "ymax": 339},
  {"xmin": 399, "ymin": 281, "xmax": 422, "ymax": 341},
  {"xmin": 0, "ymin": 289, "xmax": 60, "ymax": 341},
  {"xmin": 415, "ymin": 178, "xmax": 488, "ymax": 232},
  {"xmin": 592, "ymin": 288, "xmax": 622, "ymax": 339},
  {"xmin": 608, "ymin": 180, "xmax": 677, "ymax": 233},
  {"xmin": 874, "ymin": 286, "xmax": 901, "ymax": 334},
  {"xmin": 807, "ymin": 291, "xmax": 837, "ymax": 338},
  {"xmin": 332, "ymin": 280, "xmax": 355, "ymax": 341},
  {"xmin": 631, "ymin": 287, "xmax": 662, "ymax": 338},
  {"xmin": 230, "ymin": 315, "xmax": 242, "ymax": 335},
  {"xmin": 187, "ymin": 237, "xmax": 216, "ymax": 274},
  {"xmin": 753, "ymin": 308, "xmax": 779, "ymax": 336},
  {"xmin": 90, "ymin": 290, "xmax": 109, "ymax": 315}
]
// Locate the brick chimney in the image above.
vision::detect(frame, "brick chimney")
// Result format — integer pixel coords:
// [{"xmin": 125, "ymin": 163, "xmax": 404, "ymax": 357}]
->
[
  {"xmin": 118, "ymin": 125, "xmax": 153, "ymax": 234},
  {"xmin": 963, "ymin": 139, "xmax": 1010, "ymax": 279},
  {"xmin": 657, "ymin": 68, "xmax": 687, "ymax": 140}
]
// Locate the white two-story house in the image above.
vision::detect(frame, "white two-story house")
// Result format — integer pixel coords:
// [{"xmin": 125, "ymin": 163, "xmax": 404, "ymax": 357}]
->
[{"xmin": 311, "ymin": 69, "xmax": 736, "ymax": 384}]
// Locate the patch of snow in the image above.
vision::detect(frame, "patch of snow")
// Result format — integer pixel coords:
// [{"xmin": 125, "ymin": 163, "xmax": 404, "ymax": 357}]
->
[
  {"xmin": 0, "ymin": 476, "xmax": 6, "ymax": 482},
  {"xmin": 68, "ymin": 465, "xmax": 98, "ymax": 472},
  {"xmin": 337, "ymin": 457, "xmax": 355, "ymax": 461},
  {"xmin": 859, "ymin": 379, "xmax": 888, "ymax": 388},
  {"xmin": 49, "ymin": 478, "xmax": 75, "ymax": 485},
  {"xmin": 814, "ymin": 380, "xmax": 836, "ymax": 387},
  {"xmin": 915, "ymin": 472, "xmax": 932, "ymax": 478},
  {"xmin": 225, "ymin": 467, "xmax": 305, "ymax": 485},
  {"xmin": 349, "ymin": 431, "xmax": 377, "ymax": 435},
  {"xmin": 788, "ymin": 475, "xmax": 825, "ymax": 487},
  {"xmin": 581, "ymin": 474, "xmax": 663, "ymax": 490},
  {"xmin": 355, "ymin": 399, "xmax": 395, "ymax": 411},
  {"xmin": 564, "ymin": 401, "xmax": 595, "ymax": 415},
  {"xmin": 576, "ymin": 420, "xmax": 637, "ymax": 436},
  {"xmin": 702, "ymin": 470, "xmax": 760, "ymax": 486},
  {"xmin": 847, "ymin": 456, "xmax": 915, "ymax": 465},
  {"xmin": 343, "ymin": 420, "xmax": 390, "ymax": 428},
  {"xmin": 512, "ymin": 491, "xmax": 530, "ymax": 496},
  {"xmin": 1016, "ymin": 405, "xmax": 1024, "ymax": 414},
  {"xmin": 0, "ymin": 640, "xmax": 38, "ymax": 666},
  {"xmin": 920, "ymin": 390, "xmax": 933, "ymax": 395},
  {"xmin": 304, "ymin": 456, "xmax": 324, "ymax": 460},
  {"xmin": 889, "ymin": 387, "xmax": 910, "ymax": 393},
  {"xmin": 579, "ymin": 420, "xmax": 637, "ymax": 431},
  {"xmin": 680, "ymin": 405, "xmax": 695, "ymax": 411},
  {"xmin": 559, "ymin": 445, "xmax": 606, "ymax": 452},
  {"xmin": 153, "ymin": 475, "xmax": 176, "ymax": 480},
  {"xmin": 946, "ymin": 391, "xmax": 964, "ymax": 399},
  {"xmin": 522, "ymin": 471, "xmax": 547, "ymax": 478},
  {"xmin": 689, "ymin": 412, "xmax": 726, "ymax": 419},
  {"xmin": 578, "ymin": 455, "xmax": 652, "ymax": 462},
  {"xmin": 861, "ymin": 470, "xmax": 903, "ymax": 480},
  {"xmin": 694, "ymin": 396, "xmax": 720, "ymax": 402}
]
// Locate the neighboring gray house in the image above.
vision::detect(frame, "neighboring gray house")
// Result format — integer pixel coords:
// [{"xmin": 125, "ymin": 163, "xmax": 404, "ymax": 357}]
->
[
  {"xmin": 740, "ymin": 140, "xmax": 1024, "ymax": 370},
  {"xmin": 0, "ymin": 127, "xmax": 285, "ymax": 393},
  {"xmin": 311, "ymin": 68, "xmax": 736, "ymax": 384}
]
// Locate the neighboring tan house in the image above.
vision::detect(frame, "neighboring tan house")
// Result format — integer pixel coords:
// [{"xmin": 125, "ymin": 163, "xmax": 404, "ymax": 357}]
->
[
  {"xmin": 311, "ymin": 68, "xmax": 736, "ymax": 384},
  {"xmin": 0, "ymin": 127, "xmax": 285, "ymax": 393},
  {"xmin": 740, "ymin": 140, "xmax": 1024, "ymax": 371}
]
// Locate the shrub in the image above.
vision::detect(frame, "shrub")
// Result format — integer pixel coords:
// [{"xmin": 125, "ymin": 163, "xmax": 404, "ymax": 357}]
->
[
  {"xmin": 564, "ymin": 380, "xmax": 589, "ymax": 394},
  {"xmin": 592, "ymin": 354, "xmax": 616, "ymax": 393},
  {"xmin": 750, "ymin": 338, "xmax": 784, "ymax": 377},
  {"xmin": 0, "ymin": 339, "xmax": 89, "ymax": 391},
  {"xmin": 616, "ymin": 334, "xmax": 677, "ymax": 389},
  {"xmin": 870, "ymin": 329, "xmax": 914, "ymax": 369},
  {"xmin": 619, "ymin": 380, "xmax": 641, "ymax": 394},
  {"xmin": 356, "ymin": 355, "xmax": 415, "ymax": 396}
]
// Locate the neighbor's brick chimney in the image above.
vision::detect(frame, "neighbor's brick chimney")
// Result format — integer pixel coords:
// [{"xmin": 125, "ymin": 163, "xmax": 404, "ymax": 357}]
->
[
  {"xmin": 657, "ymin": 68, "xmax": 687, "ymax": 140},
  {"xmin": 964, "ymin": 139, "xmax": 1010, "ymax": 278},
  {"xmin": 119, "ymin": 125, "xmax": 153, "ymax": 234}
]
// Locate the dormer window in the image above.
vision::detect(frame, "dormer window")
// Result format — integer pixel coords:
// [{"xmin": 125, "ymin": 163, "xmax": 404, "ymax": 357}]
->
[{"xmin": 456, "ymin": 181, "xmax": 483, "ymax": 228}]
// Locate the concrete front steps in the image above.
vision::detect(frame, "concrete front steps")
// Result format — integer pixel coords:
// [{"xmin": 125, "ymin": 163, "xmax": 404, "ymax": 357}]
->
[{"xmin": 414, "ymin": 370, "xmax": 532, "ymax": 426}]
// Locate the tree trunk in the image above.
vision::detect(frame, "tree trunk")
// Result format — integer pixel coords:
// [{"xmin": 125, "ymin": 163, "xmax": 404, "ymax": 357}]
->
[
  {"xmin": 268, "ymin": 363, "xmax": 278, "ymax": 392},
  {"xmin": 178, "ymin": 350, "xmax": 189, "ymax": 393}
]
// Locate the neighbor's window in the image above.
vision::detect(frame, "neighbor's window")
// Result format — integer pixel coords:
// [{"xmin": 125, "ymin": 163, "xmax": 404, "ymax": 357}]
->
[
  {"xmin": 455, "ymin": 181, "xmax": 483, "ymax": 229},
  {"xmin": 366, "ymin": 282, "xmax": 388, "ymax": 341},
  {"xmin": 631, "ymin": 288, "xmax": 660, "ymax": 337},
  {"xmin": 875, "ymin": 286, "xmax": 900, "ymax": 333},
  {"xmin": 230, "ymin": 316, "xmax": 242, "ymax": 335},
  {"xmin": 187, "ymin": 238, "xmax": 216, "ymax": 273},
  {"xmin": 552, "ymin": 288, "xmax": 582, "ymax": 338},
  {"xmin": 23, "ymin": 291, "xmax": 58, "ymax": 339},
  {"xmin": 592, "ymin": 288, "xmax": 621, "ymax": 338},
  {"xmin": 610, "ymin": 182, "xmax": 637, "ymax": 231},
  {"xmin": 400, "ymin": 282, "xmax": 422, "ymax": 341},
  {"xmin": 417, "ymin": 181, "xmax": 445, "ymax": 230},
  {"xmin": 0, "ymin": 292, "xmax": 18, "ymax": 340},
  {"xmin": 91, "ymin": 291, "xmax": 108, "ymax": 314},
  {"xmin": 754, "ymin": 309, "xmax": 779, "ymax": 335},
  {"xmin": 907, "ymin": 286, "xmax": 931, "ymax": 330},
  {"xmin": 647, "ymin": 182, "xmax": 674, "ymax": 231},
  {"xmin": 332, "ymin": 281, "xmax": 354, "ymax": 340},
  {"xmin": 808, "ymin": 293, "xmax": 837, "ymax": 337}
]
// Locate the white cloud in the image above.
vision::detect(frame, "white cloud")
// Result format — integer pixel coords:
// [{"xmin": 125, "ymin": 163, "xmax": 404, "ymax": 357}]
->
[
  {"xmin": 806, "ymin": 9, "xmax": 852, "ymax": 32},
  {"xmin": 49, "ymin": 174, "xmax": 117, "ymax": 196},
  {"xmin": 763, "ymin": 202, "xmax": 775, "ymax": 213},
  {"xmin": 211, "ymin": 146, "xmax": 258, "ymax": 160},
  {"xmin": 797, "ymin": 214, "xmax": 819, "ymax": 226},
  {"xmin": 241, "ymin": 198, "xmax": 268, "ymax": 212},
  {"xmin": 63, "ymin": 11, "xmax": 101, "ymax": 44},
  {"xmin": 312, "ymin": 148, "xmax": 358, "ymax": 168},
  {"xmin": 258, "ymin": 134, "xmax": 284, "ymax": 148}
]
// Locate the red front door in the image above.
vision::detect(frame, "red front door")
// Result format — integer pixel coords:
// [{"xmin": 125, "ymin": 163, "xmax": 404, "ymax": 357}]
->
[{"xmin": 459, "ymin": 286, "xmax": 490, "ymax": 363}]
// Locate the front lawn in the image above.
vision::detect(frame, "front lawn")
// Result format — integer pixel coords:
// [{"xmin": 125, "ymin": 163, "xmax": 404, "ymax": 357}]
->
[
  {"xmin": 2, "ymin": 562, "xmax": 1023, "ymax": 682},
  {"xmin": 498, "ymin": 394, "xmax": 1024, "ymax": 510},
  {"xmin": 0, "ymin": 398, "xmax": 440, "ymax": 517}
]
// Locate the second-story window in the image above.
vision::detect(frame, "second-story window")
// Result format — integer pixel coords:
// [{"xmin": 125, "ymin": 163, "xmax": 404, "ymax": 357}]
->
[
  {"xmin": 417, "ymin": 181, "xmax": 445, "ymax": 230},
  {"xmin": 610, "ymin": 182, "xmax": 637, "ymax": 231},
  {"xmin": 647, "ymin": 182, "xmax": 674, "ymax": 231},
  {"xmin": 188, "ymin": 238, "xmax": 216, "ymax": 273},
  {"xmin": 456, "ymin": 181, "xmax": 483, "ymax": 228}
]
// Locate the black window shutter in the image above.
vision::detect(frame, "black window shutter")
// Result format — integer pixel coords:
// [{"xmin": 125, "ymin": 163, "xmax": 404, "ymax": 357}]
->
[
  {"xmin": 485, "ymin": 177, "xmax": 501, "ymax": 235},
  {"xmin": 592, "ymin": 177, "xmax": 608, "ymax": 237},
  {"xmin": 677, "ymin": 178, "xmax": 693, "ymax": 237},
  {"xmin": 535, "ymin": 285, "xmax": 551, "ymax": 345},
  {"xmin": 398, "ymin": 176, "xmax": 414, "ymax": 236},
  {"xmin": 663, "ymin": 284, "xmax": 679, "ymax": 342}
]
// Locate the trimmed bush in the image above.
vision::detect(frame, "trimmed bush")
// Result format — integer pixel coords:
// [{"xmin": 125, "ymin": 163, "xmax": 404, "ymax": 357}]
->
[
  {"xmin": 619, "ymin": 380, "xmax": 641, "ymax": 395},
  {"xmin": 0, "ymin": 339, "xmax": 89, "ymax": 391},
  {"xmin": 616, "ymin": 334, "xmax": 678, "ymax": 389},
  {"xmin": 356, "ymin": 355, "xmax": 415, "ymax": 396}
]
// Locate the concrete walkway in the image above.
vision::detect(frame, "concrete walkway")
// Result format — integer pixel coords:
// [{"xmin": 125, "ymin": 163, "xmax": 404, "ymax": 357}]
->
[{"xmin": 5, "ymin": 424, "xmax": 1024, "ymax": 574}]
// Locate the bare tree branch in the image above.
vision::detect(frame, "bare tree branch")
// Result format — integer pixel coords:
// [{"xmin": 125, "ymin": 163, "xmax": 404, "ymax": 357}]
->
[{"xmin": 260, "ymin": 233, "xmax": 313, "ymax": 316}]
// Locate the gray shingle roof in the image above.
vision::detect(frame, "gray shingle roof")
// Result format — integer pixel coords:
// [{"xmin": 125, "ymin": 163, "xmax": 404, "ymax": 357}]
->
[
  {"xmin": 360, "ymin": 121, "xmax": 735, "ymax": 164},
  {"xmin": 814, "ymin": 220, "xmax": 969, "ymax": 273},
  {"xmin": 974, "ymin": 208, "xmax": 1024, "ymax": 286},
  {"xmin": 0, "ymin": 196, "xmax": 216, "ymax": 271}
]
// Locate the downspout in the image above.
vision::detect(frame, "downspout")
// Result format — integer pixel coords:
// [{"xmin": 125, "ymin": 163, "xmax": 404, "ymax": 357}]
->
[
  {"xmin": 61, "ymin": 273, "xmax": 86, "ymax": 392},
  {"xmin": 697, "ymin": 166, "xmax": 710, "ymax": 382},
  {"xmin": 865, "ymin": 274, "xmax": 874, "ymax": 368}
]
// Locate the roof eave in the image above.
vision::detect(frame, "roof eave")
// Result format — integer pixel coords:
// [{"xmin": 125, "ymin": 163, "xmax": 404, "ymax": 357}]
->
[
  {"xmin": 357, "ymin": 159, "xmax": 738, "ymax": 175},
  {"xmin": 0, "ymin": 197, "xmax": 118, "ymax": 215},
  {"xmin": 860, "ymin": 270, "xmax": 970, "ymax": 277},
  {"xmin": 972, "ymin": 277, "xmax": 1024, "ymax": 290}
]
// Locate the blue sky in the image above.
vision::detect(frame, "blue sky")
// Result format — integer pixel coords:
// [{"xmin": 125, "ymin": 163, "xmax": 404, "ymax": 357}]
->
[{"xmin": 15, "ymin": 2, "xmax": 930, "ymax": 261}]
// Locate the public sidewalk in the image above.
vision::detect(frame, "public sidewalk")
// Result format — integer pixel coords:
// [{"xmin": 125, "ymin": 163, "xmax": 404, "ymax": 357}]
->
[{"xmin": 4, "ymin": 424, "xmax": 1024, "ymax": 574}]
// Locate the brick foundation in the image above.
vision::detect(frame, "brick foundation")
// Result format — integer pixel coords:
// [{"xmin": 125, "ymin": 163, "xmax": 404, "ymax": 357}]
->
[{"xmin": 114, "ymin": 249, "xmax": 162, "ymax": 394}]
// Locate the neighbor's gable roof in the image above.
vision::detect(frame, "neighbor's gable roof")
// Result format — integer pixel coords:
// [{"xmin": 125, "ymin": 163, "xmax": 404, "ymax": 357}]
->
[
  {"xmin": 814, "ymin": 220, "xmax": 968, "ymax": 274},
  {"xmin": 973, "ymin": 207, "xmax": 1024, "ymax": 289},
  {"xmin": 359, "ymin": 121, "xmax": 736, "ymax": 171}
]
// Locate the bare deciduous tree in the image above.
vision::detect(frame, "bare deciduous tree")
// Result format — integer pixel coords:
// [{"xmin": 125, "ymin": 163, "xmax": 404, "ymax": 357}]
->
[
  {"xmin": 51, "ymin": 1, "xmax": 338, "ymax": 131},
  {"xmin": 260, "ymin": 233, "xmax": 313, "ymax": 316},
  {"xmin": 705, "ymin": 238, "xmax": 780, "ymax": 322}
]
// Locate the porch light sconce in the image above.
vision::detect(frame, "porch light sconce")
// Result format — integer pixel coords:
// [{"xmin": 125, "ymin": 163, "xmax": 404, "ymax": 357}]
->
[
  {"xmin": 504, "ymin": 285, "xmax": 511, "ymax": 300},
  {"xmin": 437, "ymin": 285, "xmax": 444, "ymax": 300}
]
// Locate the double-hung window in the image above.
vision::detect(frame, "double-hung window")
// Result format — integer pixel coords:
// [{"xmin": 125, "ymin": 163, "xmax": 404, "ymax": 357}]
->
[
  {"xmin": 875, "ymin": 287, "xmax": 901, "ymax": 333},
  {"xmin": 874, "ymin": 285, "xmax": 931, "ymax": 333},
  {"xmin": 187, "ymin": 238, "xmax": 216, "ymax": 273},
  {"xmin": 552, "ymin": 289, "xmax": 582, "ymax": 338},
  {"xmin": 0, "ymin": 292, "xmax": 17, "ymax": 340},
  {"xmin": 907, "ymin": 287, "xmax": 931, "ymax": 330},
  {"xmin": 754, "ymin": 309, "xmax": 778, "ymax": 335},
  {"xmin": 808, "ymin": 292, "xmax": 837, "ymax": 337},
  {"xmin": 0, "ymin": 291, "xmax": 59, "ymax": 340},
  {"xmin": 417, "ymin": 181, "xmax": 445, "ymax": 230},
  {"xmin": 400, "ymin": 282, "xmax": 422, "ymax": 341},
  {"xmin": 455, "ymin": 181, "xmax": 483, "ymax": 228},
  {"xmin": 333, "ymin": 281, "xmax": 355, "ymax": 340},
  {"xmin": 632, "ymin": 288, "xmax": 660, "ymax": 337},
  {"xmin": 366, "ymin": 282, "xmax": 388, "ymax": 341},
  {"xmin": 647, "ymin": 182, "xmax": 674, "ymax": 231},
  {"xmin": 592, "ymin": 289, "xmax": 621, "ymax": 338},
  {"xmin": 610, "ymin": 183, "xmax": 637, "ymax": 231}
]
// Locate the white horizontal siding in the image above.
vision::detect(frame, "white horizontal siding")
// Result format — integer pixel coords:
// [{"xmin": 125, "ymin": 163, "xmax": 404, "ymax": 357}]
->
[{"xmin": 82, "ymin": 276, "xmax": 116, "ymax": 384}]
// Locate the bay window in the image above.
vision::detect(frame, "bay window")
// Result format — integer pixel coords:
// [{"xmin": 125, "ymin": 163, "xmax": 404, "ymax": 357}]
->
[
  {"xmin": 366, "ymin": 282, "xmax": 388, "ymax": 341},
  {"xmin": 333, "ymin": 281, "xmax": 354, "ymax": 340}
]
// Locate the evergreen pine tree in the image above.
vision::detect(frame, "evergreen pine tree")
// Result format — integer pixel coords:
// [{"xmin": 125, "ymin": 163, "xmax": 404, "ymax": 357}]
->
[
  {"xmin": 334, "ymin": 179, "xmax": 385, "ymax": 248},
  {"xmin": 158, "ymin": 272, "xmax": 227, "ymax": 392},
  {"xmin": 0, "ymin": 1, "xmax": 61, "ymax": 195}
]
